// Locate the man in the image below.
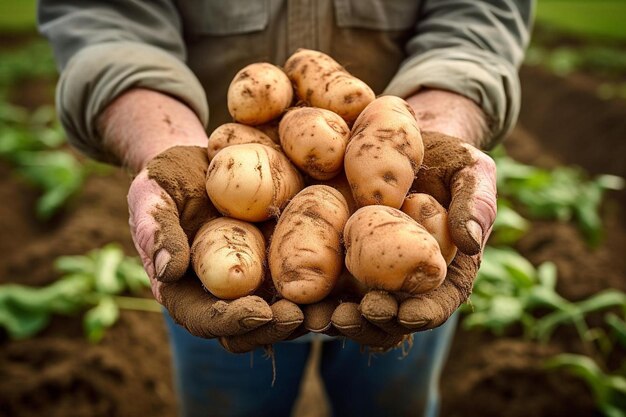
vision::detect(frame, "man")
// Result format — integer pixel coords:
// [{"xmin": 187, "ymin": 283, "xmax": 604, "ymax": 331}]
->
[{"xmin": 38, "ymin": 1, "xmax": 532, "ymax": 416}]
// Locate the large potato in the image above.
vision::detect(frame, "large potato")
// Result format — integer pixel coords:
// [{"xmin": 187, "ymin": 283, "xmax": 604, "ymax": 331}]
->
[
  {"xmin": 344, "ymin": 205, "xmax": 447, "ymax": 295},
  {"xmin": 284, "ymin": 49, "xmax": 375, "ymax": 123},
  {"xmin": 191, "ymin": 218, "xmax": 265, "ymax": 300},
  {"xmin": 206, "ymin": 143, "xmax": 304, "ymax": 222},
  {"xmin": 269, "ymin": 185, "xmax": 349, "ymax": 304},
  {"xmin": 279, "ymin": 107, "xmax": 349, "ymax": 180},
  {"xmin": 401, "ymin": 193, "xmax": 458, "ymax": 265},
  {"xmin": 344, "ymin": 95, "xmax": 424, "ymax": 209},
  {"xmin": 207, "ymin": 123, "xmax": 279, "ymax": 160},
  {"xmin": 227, "ymin": 63, "xmax": 293, "ymax": 125}
]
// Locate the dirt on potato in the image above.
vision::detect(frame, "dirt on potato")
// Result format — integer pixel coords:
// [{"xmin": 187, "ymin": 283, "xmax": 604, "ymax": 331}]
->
[{"xmin": 0, "ymin": 62, "xmax": 625, "ymax": 417}]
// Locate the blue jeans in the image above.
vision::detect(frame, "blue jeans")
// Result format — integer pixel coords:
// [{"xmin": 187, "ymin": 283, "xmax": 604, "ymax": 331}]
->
[{"xmin": 164, "ymin": 312, "xmax": 457, "ymax": 417}]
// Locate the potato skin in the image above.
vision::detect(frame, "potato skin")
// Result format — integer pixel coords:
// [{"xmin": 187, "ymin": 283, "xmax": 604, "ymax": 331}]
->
[
  {"xmin": 344, "ymin": 205, "xmax": 447, "ymax": 295},
  {"xmin": 191, "ymin": 218, "xmax": 265, "ymax": 300},
  {"xmin": 401, "ymin": 193, "xmax": 458, "ymax": 265},
  {"xmin": 227, "ymin": 63, "xmax": 293, "ymax": 125},
  {"xmin": 269, "ymin": 185, "xmax": 350, "ymax": 304},
  {"xmin": 344, "ymin": 95, "xmax": 424, "ymax": 209},
  {"xmin": 205, "ymin": 143, "xmax": 304, "ymax": 222},
  {"xmin": 207, "ymin": 123, "xmax": 280, "ymax": 160},
  {"xmin": 314, "ymin": 170, "xmax": 358, "ymax": 215},
  {"xmin": 279, "ymin": 107, "xmax": 349, "ymax": 180},
  {"xmin": 284, "ymin": 49, "xmax": 375, "ymax": 123}
]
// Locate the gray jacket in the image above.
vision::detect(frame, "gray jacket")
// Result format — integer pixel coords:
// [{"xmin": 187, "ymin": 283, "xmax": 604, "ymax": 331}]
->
[{"xmin": 38, "ymin": 0, "xmax": 533, "ymax": 163}]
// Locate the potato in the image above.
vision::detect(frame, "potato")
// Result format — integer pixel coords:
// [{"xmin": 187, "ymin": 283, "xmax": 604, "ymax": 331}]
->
[
  {"xmin": 207, "ymin": 123, "xmax": 279, "ymax": 160},
  {"xmin": 256, "ymin": 119, "xmax": 281, "ymax": 144},
  {"xmin": 279, "ymin": 107, "xmax": 349, "ymax": 180},
  {"xmin": 269, "ymin": 185, "xmax": 349, "ymax": 304},
  {"xmin": 206, "ymin": 143, "xmax": 304, "ymax": 222},
  {"xmin": 284, "ymin": 49, "xmax": 375, "ymax": 123},
  {"xmin": 227, "ymin": 63, "xmax": 293, "ymax": 125},
  {"xmin": 401, "ymin": 193, "xmax": 458, "ymax": 265},
  {"xmin": 344, "ymin": 95, "xmax": 424, "ymax": 209},
  {"xmin": 191, "ymin": 218, "xmax": 265, "ymax": 300},
  {"xmin": 344, "ymin": 205, "xmax": 447, "ymax": 295},
  {"xmin": 315, "ymin": 170, "xmax": 358, "ymax": 215}
]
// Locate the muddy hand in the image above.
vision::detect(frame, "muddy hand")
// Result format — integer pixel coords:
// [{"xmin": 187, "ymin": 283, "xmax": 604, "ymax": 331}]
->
[
  {"xmin": 128, "ymin": 146, "xmax": 303, "ymax": 352},
  {"xmin": 329, "ymin": 131, "xmax": 495, "ymax": 349}
]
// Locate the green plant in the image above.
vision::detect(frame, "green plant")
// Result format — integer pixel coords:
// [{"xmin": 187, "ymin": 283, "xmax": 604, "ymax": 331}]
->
[
  {"xmin": 546, "ymin": 354, "xmax": 626, "ymax": 417},
  {"xmin": 462, "ymin": 246, "xmax": 566, "ymax": 335},
  {"xmin": 0, "ymin": 244, "xmax": 160, "ymax": 342},
  {"xmin": 492, "ymin": 146, "xmax": 624, "ymax": 246},
  {"xmin": 0, "ymin": 102, "xmax": 110, "ymax": 218}
]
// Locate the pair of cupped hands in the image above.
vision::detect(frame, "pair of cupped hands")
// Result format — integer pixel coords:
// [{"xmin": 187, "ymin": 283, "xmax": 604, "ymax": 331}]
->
[{"xmin": 128, "ymin": 128, "xmax": 497, "ymax": 353}]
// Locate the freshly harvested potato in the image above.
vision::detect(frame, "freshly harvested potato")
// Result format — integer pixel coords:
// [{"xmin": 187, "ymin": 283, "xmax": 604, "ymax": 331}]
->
[
  {"xmin": 344, "ymin": 95, "xmax": 424, "ymax": 209},
  {"xmin": 206, "ymin": 143, "xmax": 304, "ymax": 222},
  {"xmin": 344, "ymin": 205, "xmax": 447, "ymax": 295},
  {"xmin": 315, "ymin": 170, "xmax": 358, "ymax": 215},
  {"xmin": 279, "ymin": 107, "xmax": 349, "ymax": 180},
  {"xmin": 207, "ymin": 123, "xmax": 279, "ymax": 160},
  {"xmin": 401, "ymin": 193, "xmax": 458, "ymax": 265},
  {"xmin": 284, "ymin": 49, "xmax": 375, "ymax": 123},
  {"xmin": 269, "ymin": 185, "xmax": 349, "ymax": 304},
  {"xmin": 191, "ymin": 218, "xmax": 265, "ymax": 300},
  {"xmin": 256, "ymin": 120, "xmax": 281, "ymax": 144},
  {"xmin": 227, "ymin": 63, "xmax": 293, "ymax": 125}
]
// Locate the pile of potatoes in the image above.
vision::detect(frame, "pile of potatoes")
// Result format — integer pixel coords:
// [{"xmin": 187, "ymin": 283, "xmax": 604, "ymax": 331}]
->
[{"xmin": 191, "ymin": 49, "xmax": 457, "ymax": 306}]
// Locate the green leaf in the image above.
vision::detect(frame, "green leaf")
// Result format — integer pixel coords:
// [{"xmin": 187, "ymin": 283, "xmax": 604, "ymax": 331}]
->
[
  {"xmin": 92, "ymin": 244, "xmax": 125, "ymax": 294},
  {"xmin": 117, "ymin": 258, "xmax": 150, "ymax": 293},
  {"xmin": 546, "ymin": 354, "xmax": 626, "ymax": 417},
  {"xmin": 83, "ymin": 296, "xmax": 119, "ymax": 343},
  {"xmin": 606, "ymin": 313, "xmax": 626, "ymax": 349},
  {"xmin": 537, "ymin": 262, "xmax": 558, "ymax": 290}
]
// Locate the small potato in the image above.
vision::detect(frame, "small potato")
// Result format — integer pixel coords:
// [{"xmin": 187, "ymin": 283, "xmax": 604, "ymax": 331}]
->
[
  {"xmin": 206, "ymin": 143, "xmax": 304, "ymax": 222},
  {"xmin": 227, "ymin": 63, "xmax": 293, "ymax": 125},
  {"xmin": 344, "ymin": 205, "xmax": 447, "ymax": 295},
  {"xmin": 315, "ymin": 170, "xmax": 358, "ymax": 215},
  {"xmin": 207, "ymin": 123, "xmax": 279, "ymax": 160},
  {"xmin": 284, "ymin": 49, "xmax": 375, "ymax": 123},
  {"xmin": 256, "ymin": 120, "xmax": 281, "ymax": 144},
  {"xmin": 345, "ymin": 95, "xmax": 424, "ymax": 209},
  {"xmin": 191, "ymin": 218, "xmax": 265, "ymax": 300},
  {"xmin": 269, "ymin": 185, "xmax": 349, "ymax": 304},
  {"xmin": 401, "ymin": 193, "xmax": 458, "ymax": 265},
  {"xmin": 279, "ymin": 108, "xmax": 349, "ymax": 180}
]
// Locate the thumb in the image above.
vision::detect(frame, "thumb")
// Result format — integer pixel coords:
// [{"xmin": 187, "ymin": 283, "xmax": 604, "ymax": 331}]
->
[
  {"xmin": 128, "ymin": 171, "xmax": 190, "ymax": 282},
  {"xmin": 448, "ymin": 147, "xmax": 497, "ymax": 255}
]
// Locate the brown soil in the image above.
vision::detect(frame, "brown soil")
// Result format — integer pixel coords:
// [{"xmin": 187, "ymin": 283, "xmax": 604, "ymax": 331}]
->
[{"xmin": 0, "ymin": 62, "xmax": 625, "ymax": 417}]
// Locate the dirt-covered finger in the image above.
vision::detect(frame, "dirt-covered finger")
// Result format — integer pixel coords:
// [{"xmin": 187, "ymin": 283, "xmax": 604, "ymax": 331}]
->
[
  {"xmin": 303, "ymin": 298, "xmax": 339, "ymax": 333},
  {"xmin": 147, "ymin": 146, "xmax": 219, "ymax": 240},
  {"xmin": 360, "ymin": 291, "xmax": 412, "ymax": 336},
  {"xmin": 448, "ymin": 147, "xmax": 497, "ymax": 255},
  {"xmin": 398, "ymin": 253, "xmax": 479, "ymax": 331},
  {"xmin": 332, "ymin": 302, "xmax": 404, "ymax": 350},
  {"xmin": 160, "ymin": 275, "xmax": 273, "ymax": 338},
  {"xmin": 128, "ymin": 172, "xmax": 189, "ymax": 282},
  {"xmin": 220, "ymin": 299, "xmax": 304, "ymax": 353}
]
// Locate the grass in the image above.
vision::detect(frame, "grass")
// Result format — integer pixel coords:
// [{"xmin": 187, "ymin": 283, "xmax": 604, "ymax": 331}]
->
[
  {"xmin": 536, "ymin": 0, "xmax": 626, "ymax": 42},
  {"xmin": 0, "ymin": 0, "xmax": 37, "ymax": 34}
]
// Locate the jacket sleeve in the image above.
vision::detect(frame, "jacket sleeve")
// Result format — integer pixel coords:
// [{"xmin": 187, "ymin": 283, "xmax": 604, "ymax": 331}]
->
[
  {"xmin": 383, "ymin": 0, "xmax": 534, "ymax": 147},
  {"xmin": 38, "ymin": 0, "xmax": 209, "ymax": 163}
]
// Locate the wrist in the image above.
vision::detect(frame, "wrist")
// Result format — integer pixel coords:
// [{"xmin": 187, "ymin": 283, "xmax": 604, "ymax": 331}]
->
[
  {"xmin": 98, "ymin": 88, "xmax": 209, "ymax": 173},
  {"xmin": 405, "ymin": 89, "xmax": 489, "ymax": 149}
]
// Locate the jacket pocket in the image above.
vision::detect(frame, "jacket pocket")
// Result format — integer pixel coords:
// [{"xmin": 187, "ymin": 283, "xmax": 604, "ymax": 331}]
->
[
  {"xmin": 333, "ymin": 0, "xmax": 421, "ymax": 31},
  {"xmin": 177, "ymin": 0, "xmax": 269, "ymax": 36}
]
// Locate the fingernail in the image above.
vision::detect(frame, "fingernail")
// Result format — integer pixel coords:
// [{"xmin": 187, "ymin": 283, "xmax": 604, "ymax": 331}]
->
[
  {"xmin": 154, "ymin": 248, "xmax": 171, "ymax": 279},
  {"xmin": 399, "ymin": 319, "xmax": 429, "ymax": 329},
  {"xmin": 466, "ymin": 220, "xmax": 483, "ymax": 249},
  {"xmin": 241, "ymin": 316, "xmax": 272, "ymax": 328}
]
